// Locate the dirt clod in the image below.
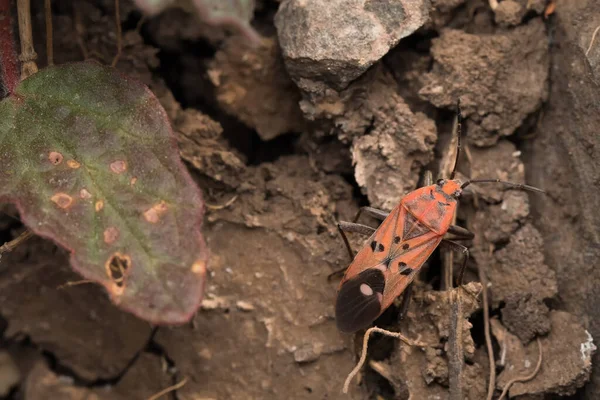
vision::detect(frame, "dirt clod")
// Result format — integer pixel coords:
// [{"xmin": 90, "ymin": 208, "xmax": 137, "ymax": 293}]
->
[
  {"xmin": 495, "ymin": 311, "xmax": 595, "ymax": 397},
  {"xmin": 208, "ymin": 36, "xmax": 306, "ymax": 141},
  {"xmin": 502, "ymin": 293, "xmax": 551, "ymax": 343},
  {"xmin": 420, "ymin": 19, "xmax": 549, "ymax": 146},
  {"xmin": 486, "ymin": 223, "xmax": 558, "ymax": 305}
]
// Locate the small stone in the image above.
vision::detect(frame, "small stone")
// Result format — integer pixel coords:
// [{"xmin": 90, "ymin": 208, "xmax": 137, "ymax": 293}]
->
[
  {"xmin": 293, "ymin": 343, "xmax": 322, "ymax": 363},
  {"xmin": 235, "ymin": 300, "xmax": 255, "ymax": 311},
  {"xmin": 275, "ymin": 0, "xmax": 430, "ymax": 92},
  {"xmin": 494, "ymin": 0, "xmax": 526, "ymax": 27}
]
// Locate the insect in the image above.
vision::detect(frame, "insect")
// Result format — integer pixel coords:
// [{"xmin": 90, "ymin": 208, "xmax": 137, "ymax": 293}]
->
[{"xmin": 334, "ymin": 100, "xmax": 544, "ymax": 333}]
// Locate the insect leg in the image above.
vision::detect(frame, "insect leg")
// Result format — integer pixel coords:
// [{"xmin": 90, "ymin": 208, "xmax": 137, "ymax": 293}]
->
[
  {"xmin": 397, "ymin": 283, "xmax": 414, "ymax": 321},
  {"xmin": 446, "ymin": 225, "xmax": 475, "ymax": 240},
  {"xmin": 330, "ymin": 220, "xmax": 378, "ymax": 282},
  {"xmin": 334, "ymin": 221, "xmax": 376, "ymax": 270},
  {"xmin": 352, "ymin": 207, "xmax": 389, "ymax": 223},
  {"xmin": 440, "ymin": 239, "xmax": 470, "ymax": 286}
]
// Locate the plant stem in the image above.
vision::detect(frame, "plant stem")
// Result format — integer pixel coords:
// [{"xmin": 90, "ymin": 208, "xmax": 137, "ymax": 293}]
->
[
  {"xmin": 16, "ymin": 0, "xmax": 36, "ymax": 79},
  {"xmin": 44, "ymin": 0, "xmax": 52, "ymax": 65},
  {"xmin": 0, "ymin": 0, "xmax": 20, "ymax": 95}
]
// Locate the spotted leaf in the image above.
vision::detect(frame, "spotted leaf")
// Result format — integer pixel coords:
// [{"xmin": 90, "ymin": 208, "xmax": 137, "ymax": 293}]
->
[{"xmin": 0, "ymin": 62, "xmax": 207, "ymax": 324}]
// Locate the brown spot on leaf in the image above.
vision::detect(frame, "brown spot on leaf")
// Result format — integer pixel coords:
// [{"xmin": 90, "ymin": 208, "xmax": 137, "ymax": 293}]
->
[
  {"xmin": 79, "ymin": 188, "xmax": 92, "ymax": 199},
  {"xmin": 48, "ymin": 151, "xmax": 63, "ymax": 165},
  {"xmin": 192, "ymin": 260, "xmax": 206, "ymax": 275},
  {"xmin": 110, "ymin": 160, "xmax": 127, "ymax": 174},
  {"xmin": 143, "ymin": 201, "xmax": 168, "ymax": 223},
  {"xmin": 50, "ymin": 193, "xmax": 73, "ymax": 209},
  {"xmin": 67, "ymin": 159, "xmax": 81, "ymax": 169},
  {"xmin": 105, "ymin": 252, "xmax": 131, "ymax": 292},
  {"xmin": 103, "ymin": 227, "xmax": 120, "ymax": 244},
  {"xmin": 95, "ymin": 200, "xmax": 104, "ymax": 212}
]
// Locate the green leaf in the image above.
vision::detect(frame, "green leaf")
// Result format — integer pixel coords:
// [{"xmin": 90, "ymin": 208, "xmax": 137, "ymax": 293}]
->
[
  {"xmin": 0, "ymin": 62, "xmax": 208, "ymax": 325},
  {"xmin": 134, "ymin": 0, "xmax": 259, "ymax": 43}
]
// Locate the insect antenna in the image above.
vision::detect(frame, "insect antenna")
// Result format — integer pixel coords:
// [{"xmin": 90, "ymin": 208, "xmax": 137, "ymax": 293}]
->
[
  {"xmin": 450, "ymin": 98, "xmax": 462, "ymax": 180},
  {"xmin": 461, "ymin": 179, "xmax": 545, "ymax": 194}
]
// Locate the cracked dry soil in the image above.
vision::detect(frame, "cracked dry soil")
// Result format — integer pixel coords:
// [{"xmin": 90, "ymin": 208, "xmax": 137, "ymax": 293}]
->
[{"xmin": 1, "ymin": 0, "xmax": 600, "ymax": 399}]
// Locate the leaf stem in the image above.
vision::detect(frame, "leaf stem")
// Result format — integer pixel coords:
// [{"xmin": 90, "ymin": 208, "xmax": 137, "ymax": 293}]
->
[{"xmin": 0, "ymin": 0, "xmax": 20, "ymax": 95}]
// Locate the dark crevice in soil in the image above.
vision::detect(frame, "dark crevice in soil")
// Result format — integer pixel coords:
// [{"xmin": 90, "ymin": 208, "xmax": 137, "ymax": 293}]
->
[
  {"xmin": 4, "ymin": 328, "xmax": 157, "ymax": 391},
  {"xmin": 146, "ymin": 331, "xmax": 180, "ymax": 400},
  {"xmin": 229, "ymin": 130, "xmax": 302, "ymax": 166}
]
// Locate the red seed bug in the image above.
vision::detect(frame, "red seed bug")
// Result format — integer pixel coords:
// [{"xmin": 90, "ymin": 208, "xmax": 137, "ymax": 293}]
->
[{"xmin": 334, "ymin": 99, "xmax": 544, "ymax": 333}]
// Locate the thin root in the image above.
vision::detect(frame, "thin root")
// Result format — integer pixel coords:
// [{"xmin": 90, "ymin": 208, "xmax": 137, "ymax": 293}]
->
[
  {"xmin": 146, "ymin": 377, "xmax": 188, "ymax": 400},
  {"xmin": 205, "ymin": 195, "xmax": 239, "ymax": 210},
  {"xmin": 498, "ymin": 337, "xmax": 543, "ymax": 400},
  {"xmin": 479, "ymin": 245, "xmax": 495, "ymax": 400},
  {"xmin": 342, "ymin": 327, "xmax": 430, "ymax": 394},
  {"xmin": 586, "ymin": 24, "xmax": 600, "ymax": 56}
]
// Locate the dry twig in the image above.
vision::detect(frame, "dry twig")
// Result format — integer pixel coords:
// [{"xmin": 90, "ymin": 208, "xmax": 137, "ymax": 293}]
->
[
  {"xmin": 17, "ymin": 0, "xmax": 38, "ymax": 78},
  {"xmin": 44, "ymin": 0, "xmax": 53, "ymax": 65},
  {"xmin": 448, "ymin": 289, "xmax": 464, "ymax": 400},
  {"xmin": 0, "ymin": 230, "xmax": 34, "ymax": 256},
  {"xmin": 111, "ymin": 0, "xmax": 122, "ymax": 67}
]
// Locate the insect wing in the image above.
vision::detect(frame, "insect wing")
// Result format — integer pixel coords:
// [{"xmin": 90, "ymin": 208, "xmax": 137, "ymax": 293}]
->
[
  {"xmin": 335, "ymin": 206, "xmax": 442, "ymax": 333},
  {"xmin": 335, "ymin": 206, "xmax": 400, "ymax": 332}
]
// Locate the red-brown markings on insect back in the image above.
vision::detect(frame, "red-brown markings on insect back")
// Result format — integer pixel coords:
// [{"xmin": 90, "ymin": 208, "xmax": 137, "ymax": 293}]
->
[
  {"xmin": 50, "ymin": 193, "xmax": 73, "ymax": 209},
  {"xmin": 110, "ymin": 160, "xmax": 127, "ymax": 174},
  {"xmin": 143, "ymin": 201, "xmax": 168, "ymax": 223}
]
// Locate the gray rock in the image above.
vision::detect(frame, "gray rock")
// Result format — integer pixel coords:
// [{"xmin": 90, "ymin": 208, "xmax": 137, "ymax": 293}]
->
[{"xmin": 275, "ymin": 0, "xmax": 430, "ymax": 92}]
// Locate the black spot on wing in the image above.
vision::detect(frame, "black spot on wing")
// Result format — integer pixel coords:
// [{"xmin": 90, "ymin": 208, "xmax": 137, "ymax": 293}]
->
[
  {"xmin": 399, "ymin": 262, "xmax": 412, "ymax": 275},
  {"xmin": 402, "ymin": 243, "xmax": 410, "ymax": 250},
  {"xmin": 335, "ymin": 269, "xmax": 385, "ymax": 333},
  {"xmin": 394, "ymin": 236, "xmax": 401, "ymax": 244},
  {"xmin": 370, "ymin": 241, "xmax": 377, "ymax": 252},
  {"xmin": 377, "ymin": 243, "xmax": 385, "ymax": 252}
]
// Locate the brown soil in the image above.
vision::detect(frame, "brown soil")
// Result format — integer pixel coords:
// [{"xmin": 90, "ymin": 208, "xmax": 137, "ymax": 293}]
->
[{"xmin": 1, "ymin": 0, "xmax": 599, "ymax": 399}]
